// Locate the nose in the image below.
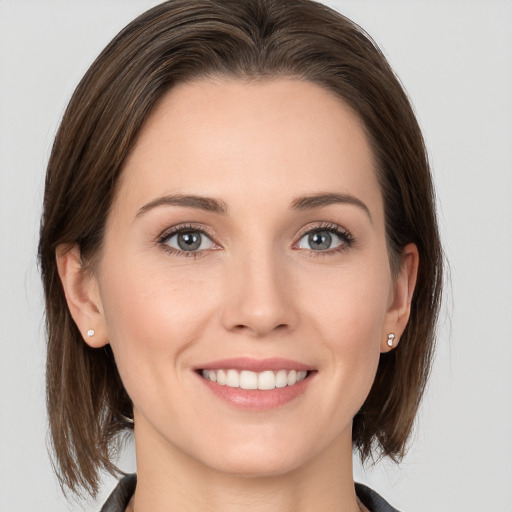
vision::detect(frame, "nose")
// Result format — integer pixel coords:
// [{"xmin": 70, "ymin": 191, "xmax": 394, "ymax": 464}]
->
[{"xmin": 220, "ymin": 247, "xmax": 298, "ymax": 338}]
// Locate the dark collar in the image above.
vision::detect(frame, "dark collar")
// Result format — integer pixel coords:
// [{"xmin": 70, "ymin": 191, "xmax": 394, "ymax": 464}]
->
[
  {"xmin": 355, "ymin": 482, "xmax": 401, "ymax": 512},
  {"xmin": 101, "ymin": 475, "xmax": 401, "ymax": 512}
]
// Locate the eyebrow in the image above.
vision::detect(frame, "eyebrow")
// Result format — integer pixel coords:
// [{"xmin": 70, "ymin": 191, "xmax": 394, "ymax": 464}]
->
[
  {"xmin": 136, "ymin": 194, "xmax": 228, "ymax": 217},
  {"xmin": 136, "ymin": 192, "xmax": 371, "ymax": 221},
  {"xmin": 291, "ymin": 192, "xmax": 372, "ymax": 222}
]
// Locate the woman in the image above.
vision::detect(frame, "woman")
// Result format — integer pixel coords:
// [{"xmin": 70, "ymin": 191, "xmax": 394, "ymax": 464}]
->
[{"xmin": 38, "ymin": 1, "xmax": 443, "ymax": 511}]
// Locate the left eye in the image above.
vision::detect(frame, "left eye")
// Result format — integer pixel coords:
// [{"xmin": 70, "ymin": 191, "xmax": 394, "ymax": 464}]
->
[
  {"xmin": 164, "ymin": 230, "xmax": 215, "ymax": 252},
  {"xmin": 297, "ymin": 229, "xmax": 347, "ymax": 251}
]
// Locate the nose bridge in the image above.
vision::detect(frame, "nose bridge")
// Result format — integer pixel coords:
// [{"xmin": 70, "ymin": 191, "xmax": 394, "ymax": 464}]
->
[{"xmin": 221, "ymin": 239, "xmax": 296, "ymax": 337}]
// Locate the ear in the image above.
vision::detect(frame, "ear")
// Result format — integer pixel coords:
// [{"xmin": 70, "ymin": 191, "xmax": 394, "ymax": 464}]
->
[
  {"xmin": 55, "ymin": 244, "xmax": 109, "ymax": 348},
  {"xmin": 381, "ymin": 243, "xmax": 419, "ymax": 353}
]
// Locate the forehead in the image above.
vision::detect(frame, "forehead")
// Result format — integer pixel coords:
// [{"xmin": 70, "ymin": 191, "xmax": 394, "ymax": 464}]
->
[{"xmin": 117, "ymin": 78, "xmax": 382, "ymax": 219}]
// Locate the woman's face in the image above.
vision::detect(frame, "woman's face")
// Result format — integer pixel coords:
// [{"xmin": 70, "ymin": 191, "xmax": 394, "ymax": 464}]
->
[{"xmin": 90, "ymin": 78, "xmax": 413, "ymax": 476}]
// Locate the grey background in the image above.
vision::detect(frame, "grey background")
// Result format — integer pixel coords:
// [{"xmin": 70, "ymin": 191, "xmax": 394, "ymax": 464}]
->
[{"xmin": 1, "ymin": 1, "xmax": 511, "ymax": 510}]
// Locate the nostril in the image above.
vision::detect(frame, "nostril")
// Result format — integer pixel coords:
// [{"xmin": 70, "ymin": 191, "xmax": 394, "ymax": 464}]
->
[{"xmin": 234, "ymin": 323, "xmax": 288, "ymax": 330}]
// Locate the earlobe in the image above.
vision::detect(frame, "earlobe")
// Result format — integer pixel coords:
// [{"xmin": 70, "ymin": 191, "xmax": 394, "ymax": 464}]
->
[
  {"xmin": 381, "ymin": 243, "xmax": 419, "ymax": 353},
  {"xmin": 55, "ymin": 244, "xmax": 109, "ymax": 348}
]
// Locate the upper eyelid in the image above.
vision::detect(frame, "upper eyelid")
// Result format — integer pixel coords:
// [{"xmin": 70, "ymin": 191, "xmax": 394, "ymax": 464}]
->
[
  {"xmin": 295, "ymin": 222, "xmax": 352, "ymax": 239},
  {"xmin": 293, "ymin": 222, "xmax": 354, "ymax": 251},
  {"xmin": 158, "ymin": 223, "xmax": 218, "ymax": 242},
  {"xmin": 156, "ymin": 221, "xmax": 353, "ymax": 248},
  {"xmin": 157, "ymin": 225, "xmax": 219, "ymax": 257}
]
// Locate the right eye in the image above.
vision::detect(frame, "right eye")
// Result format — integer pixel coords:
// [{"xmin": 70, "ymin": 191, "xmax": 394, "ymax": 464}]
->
[{"xmin": 161, "ymin": 229, "xmax": 216, "ymax": 254}]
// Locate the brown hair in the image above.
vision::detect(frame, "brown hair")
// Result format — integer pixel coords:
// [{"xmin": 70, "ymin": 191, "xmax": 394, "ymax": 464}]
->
[{"xmin": 39, "ymin": 0, "xmax": 443, "ymax": 497}]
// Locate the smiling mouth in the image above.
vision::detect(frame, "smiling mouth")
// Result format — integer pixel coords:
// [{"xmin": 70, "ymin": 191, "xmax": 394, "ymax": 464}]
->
[{"xmin": 199, "ymin": 369, "xmax": 310, "ymax": 390}]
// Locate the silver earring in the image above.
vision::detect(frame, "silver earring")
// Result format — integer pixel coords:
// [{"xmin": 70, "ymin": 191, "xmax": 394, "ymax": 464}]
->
[
  {"xmin": 87, "ymin": 329, "xmax": 95, "ymax": 338},
  {"xmin": 387, "ymin": 333, "xmax": 395, "ymax": 347}
]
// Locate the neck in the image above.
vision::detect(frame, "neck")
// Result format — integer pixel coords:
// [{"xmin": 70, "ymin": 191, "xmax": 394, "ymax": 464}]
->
[{"xmin": 130, "ymin": 416, "xmax": 362, "ymax": 512}]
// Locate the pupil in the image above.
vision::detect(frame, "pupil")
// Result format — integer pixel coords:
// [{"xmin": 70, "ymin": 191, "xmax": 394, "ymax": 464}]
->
[
  {"xmin": 309, "ymin": 231, "xmax": 331, "ymax": 250},
  {"xmin": 178, "ymin": 231, "xmax": 201, "ymax": 251}
]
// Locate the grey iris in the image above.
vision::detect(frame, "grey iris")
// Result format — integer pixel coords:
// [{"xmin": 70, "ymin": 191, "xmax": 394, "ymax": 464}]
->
[
  {"xmin": 178, "ymin": 231, "xmax": 202, "ymax": 251},
  {"xmin": 309, "ymin": 231, "xmax": 332, "ymax": 250}
]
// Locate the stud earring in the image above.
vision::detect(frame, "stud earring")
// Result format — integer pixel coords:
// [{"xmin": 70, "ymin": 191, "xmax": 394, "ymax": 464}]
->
[
  {"xmin": 387, "ymin": 333, "xmax": 395, "ymax": 347},
  {"xmin": 87, "ymin": 329, "xmax": 95, "ymax": 338}
]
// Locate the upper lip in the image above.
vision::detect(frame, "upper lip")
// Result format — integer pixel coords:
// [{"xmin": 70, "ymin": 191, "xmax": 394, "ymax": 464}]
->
[{"xmin": 196, "ymin": 357, "xmax": 314, "ymax": 372}]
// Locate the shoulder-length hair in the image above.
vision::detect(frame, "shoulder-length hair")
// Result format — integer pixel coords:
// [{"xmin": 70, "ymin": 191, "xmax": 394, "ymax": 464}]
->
[{"xmin": 39, "ymin": 0, "xmax": 443, "ymax": 497}]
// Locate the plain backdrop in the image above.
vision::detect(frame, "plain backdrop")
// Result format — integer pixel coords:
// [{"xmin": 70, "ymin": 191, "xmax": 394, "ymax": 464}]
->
[{"xmin": 1, "ymin": 1, "xmax": 511, "ymax": 511}]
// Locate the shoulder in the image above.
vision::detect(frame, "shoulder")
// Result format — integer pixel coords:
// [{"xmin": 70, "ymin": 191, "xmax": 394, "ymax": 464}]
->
[
  {"xmin": 100, "ymin": 474, "xmax": 137, "ymax": 512},
  {"xmin": 355, "ymin": 483, "xmax": 402, "ymax": 512}
]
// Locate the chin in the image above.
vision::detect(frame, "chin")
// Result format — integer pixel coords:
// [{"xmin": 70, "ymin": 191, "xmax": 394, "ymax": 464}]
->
[
  {"xmin": 183, "ymin": 425, "xmax": 333, "ymax": 479},
  {"xmin": 208, "ymin": 449, "xmax": 306, "ymax": 479}
]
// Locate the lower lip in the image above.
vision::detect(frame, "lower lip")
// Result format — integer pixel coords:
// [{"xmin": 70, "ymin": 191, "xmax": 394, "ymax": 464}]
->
[{"xmin": 197, "ymin": 372, "xmax": 314, "ymax": 410}]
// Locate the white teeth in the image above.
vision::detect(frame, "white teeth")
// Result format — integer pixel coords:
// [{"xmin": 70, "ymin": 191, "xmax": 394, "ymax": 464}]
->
[
  {"xmin": 275, "ymin": 369, "xmax": 288, "ymax": 388},
  {"xmin": 226, "ymin": 369, "xmax": 239, "ymax": 387},
  {"xmin": 201, "ymin": 368, "xmax": 309, "ymax": 390},
  {"xmin": 258, "ymin": 371, "xmax": 275, "ymax": 390},
  {"xmin": 217, "ymin": 369, "xmax": 227, "ymax": 385},
  {"xmin": 240, "ymin": 370, "xmax": 258, "ymax": 390}
]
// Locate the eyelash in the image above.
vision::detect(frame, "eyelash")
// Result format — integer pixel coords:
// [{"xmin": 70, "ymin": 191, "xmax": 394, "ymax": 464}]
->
[
  {"xmin": 156, "ymin": 222, "xmax": 355, "ymax": 258},
  {"xmin": 157, "ymin": 223, "xmax": 219, "ymax": 259},
  {"xmin": 294, "ymin": 222, "xmax": 355, "ymax": 257}
]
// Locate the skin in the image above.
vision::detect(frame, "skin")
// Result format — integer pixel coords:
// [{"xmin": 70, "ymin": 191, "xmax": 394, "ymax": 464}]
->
[{"xmin": 57, "ymin": 78, "xmax": 418, "ymax": 512}]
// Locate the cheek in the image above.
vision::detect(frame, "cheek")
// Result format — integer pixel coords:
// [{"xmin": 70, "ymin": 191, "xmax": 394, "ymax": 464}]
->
[
  {"xmin": 102, "ymin": 253, "xmax": 216, "ymax": 334},
  {"xmin": 298, "ymin": 256, "xmax": 391, "ymax": 340},
  {"xmin": 98, "ymin": 257, "xmax": 220, "ymax": 393},
  {"xmin": 297, "ymin": 258, "xmax": 390, "ymax": 393}
]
